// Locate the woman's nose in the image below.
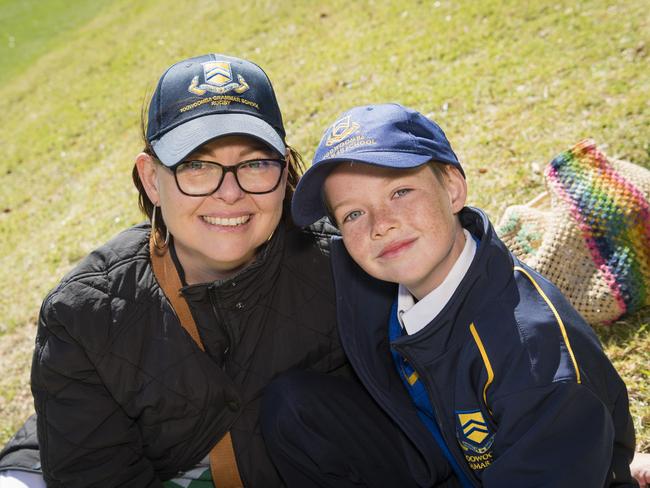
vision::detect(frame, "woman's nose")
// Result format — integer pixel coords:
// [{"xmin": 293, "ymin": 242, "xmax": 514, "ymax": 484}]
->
[{"xmin": 212, "ymin": 171, "xmax": 245, "ymax": 203}]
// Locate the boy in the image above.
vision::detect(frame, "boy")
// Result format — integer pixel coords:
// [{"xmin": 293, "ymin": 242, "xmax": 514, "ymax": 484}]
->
[{"xmin": 262, "ymin": 103, "xmax": 637, "ymax": 487}]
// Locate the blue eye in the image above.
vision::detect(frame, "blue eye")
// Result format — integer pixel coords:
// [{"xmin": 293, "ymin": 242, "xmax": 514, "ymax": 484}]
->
[
  {"xmin": 343, "ymin": 210, "xmax": 364, "ymax": 223},
  {"xmin": 393, "ymin": 188, "xmax": 411, "ymax": 198}
]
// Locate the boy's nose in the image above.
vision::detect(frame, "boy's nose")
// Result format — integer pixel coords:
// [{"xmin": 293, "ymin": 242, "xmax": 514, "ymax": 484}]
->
[
  {"xmin": 370, "ymin": 208, "xmax": 398, "ymax": 238},
  {"xmin": 211, "ymin": 171, "xmax": 245, "ymax": 204}
]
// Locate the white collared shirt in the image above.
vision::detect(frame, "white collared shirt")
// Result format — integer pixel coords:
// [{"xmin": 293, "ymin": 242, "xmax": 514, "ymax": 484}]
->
[{"xmin": 397, "ymin": 229, "xmax": 477, "ymax": 335}]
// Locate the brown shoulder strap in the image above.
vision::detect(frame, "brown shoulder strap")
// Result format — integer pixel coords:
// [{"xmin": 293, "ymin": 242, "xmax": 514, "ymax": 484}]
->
[{"xmin": 150, "ymin": 236, "xmax": 244, "ymax": 488}]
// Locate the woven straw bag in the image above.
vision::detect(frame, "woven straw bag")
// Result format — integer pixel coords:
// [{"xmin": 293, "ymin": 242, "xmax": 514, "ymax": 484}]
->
[{"xmin": 496, "ymin": 139, "xmax": 650, "ymax": 325}]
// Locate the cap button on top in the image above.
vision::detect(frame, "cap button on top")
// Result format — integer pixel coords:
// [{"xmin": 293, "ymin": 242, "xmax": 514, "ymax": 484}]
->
[{"xmin": 235, "ymin": 302, "xmax": 244, "ymax": 310}]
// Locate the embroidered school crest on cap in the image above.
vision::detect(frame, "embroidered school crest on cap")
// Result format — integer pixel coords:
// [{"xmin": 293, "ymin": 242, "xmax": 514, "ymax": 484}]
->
[
  {"xmin": 321, "ymin": 114, "xmax": 377, "ymax": 160},
  {"xmin": 146, "ymin": 53, "xmax": 286, "ymax": 166},
  {"xmin": 291, "ymin": 103, "xmax": 464, "ymax": 227},
  {"xmin": 188, "ymin": 61, "xmax": 250, "ymax": 96},
  {"xmin": 326, "ymin": 115, "xmax": 360, "ymax": 146}
]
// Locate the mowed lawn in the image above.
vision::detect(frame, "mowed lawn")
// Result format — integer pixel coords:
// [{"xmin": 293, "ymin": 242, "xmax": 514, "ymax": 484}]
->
[{"xmin": 0, "ymin": 0, "xmax": 648, "ymax": 450}]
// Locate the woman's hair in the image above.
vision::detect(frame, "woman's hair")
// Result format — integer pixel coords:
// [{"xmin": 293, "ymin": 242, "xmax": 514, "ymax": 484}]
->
[{"xmin": 132, "ymin": 109, "xmax": 306, "ymax": 235}]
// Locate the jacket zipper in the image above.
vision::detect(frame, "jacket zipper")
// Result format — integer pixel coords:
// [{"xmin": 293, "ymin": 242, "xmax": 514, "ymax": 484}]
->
[
  {"xmin": 208, "ymin": 284, "xmax": 231, "ymax": 369},
  {"xmin": 393, "ymin": 343, "xmax": 480, "ymax": 487}
]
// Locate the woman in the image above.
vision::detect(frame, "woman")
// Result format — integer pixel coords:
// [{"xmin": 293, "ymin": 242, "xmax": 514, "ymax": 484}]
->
[{"xmin": 0, "ymin": 53, "xmax": 347, "ymax": 487}]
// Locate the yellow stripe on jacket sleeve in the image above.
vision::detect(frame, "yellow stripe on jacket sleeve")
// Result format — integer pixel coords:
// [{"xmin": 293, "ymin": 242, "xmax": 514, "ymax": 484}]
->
[
  {"xmin": 513, "ymin": 265, "xmax": 581, "ymax": 384},
  {"xmin": 469, "ymin": 322, "xmax": 494, "ymax": 413}
]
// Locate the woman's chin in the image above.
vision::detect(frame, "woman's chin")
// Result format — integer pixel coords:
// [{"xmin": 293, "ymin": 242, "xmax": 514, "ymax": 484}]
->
[{"xmin": 187, "ymin": 251, "xmax": 255, "ymax": 283}]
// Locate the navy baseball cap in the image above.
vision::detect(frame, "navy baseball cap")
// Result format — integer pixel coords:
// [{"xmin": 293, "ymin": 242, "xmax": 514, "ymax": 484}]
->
[
  {"xmin": 291, "ymin": 103, "xmax": 464, "ymax": 226},
  {"xmin": 146, "ymin": 53, "xmax": 286, "ymax": 166}
]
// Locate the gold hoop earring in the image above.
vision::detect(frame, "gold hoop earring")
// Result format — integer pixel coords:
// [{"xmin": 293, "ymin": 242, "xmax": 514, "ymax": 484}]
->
[{"xmin": 151, "ymin": 205, "xmax": 170, "ymax": 249}]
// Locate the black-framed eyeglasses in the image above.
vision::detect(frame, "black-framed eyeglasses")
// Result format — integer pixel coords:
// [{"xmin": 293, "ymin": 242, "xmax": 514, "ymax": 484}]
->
[{"xmin": 168, "ymin": 158, "xmax": 286, "ymax": 196}]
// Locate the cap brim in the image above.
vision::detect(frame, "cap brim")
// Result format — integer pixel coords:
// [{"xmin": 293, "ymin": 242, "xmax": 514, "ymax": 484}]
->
[
  {"xmin": 291, "ymin": 152, "xmax": 433, "ymax": 227},
  {"xmin": 151, "ymin": 113, "xmax": 286, "ymax": 166}
]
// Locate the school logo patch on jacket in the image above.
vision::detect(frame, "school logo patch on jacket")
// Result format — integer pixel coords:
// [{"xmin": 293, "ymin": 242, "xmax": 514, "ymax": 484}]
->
[{"xmin": 456, "ymin": 409, "xmax": 495, "ymax": 472}]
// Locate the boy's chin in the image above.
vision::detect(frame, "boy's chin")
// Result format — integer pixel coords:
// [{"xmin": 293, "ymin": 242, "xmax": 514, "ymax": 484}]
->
[{"xmin": 370, "ymin": 268, "xmax": 411, "ymax": 287}]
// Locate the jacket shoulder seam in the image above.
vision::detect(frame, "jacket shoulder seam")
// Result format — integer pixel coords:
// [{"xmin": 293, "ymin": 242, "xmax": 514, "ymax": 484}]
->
[{"xmin": 514, "ymin": 265, "xmax": 581, "ymax": 384}]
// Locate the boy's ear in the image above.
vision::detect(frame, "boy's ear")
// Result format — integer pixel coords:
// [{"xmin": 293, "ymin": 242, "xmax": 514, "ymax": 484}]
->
[
  {"xmin": 444, "ymin": 166, "xmax": 467, "ymax": 213},
  {"xmin": 135, "ymin": 152, "xmax": 161, "ymax": 205}
]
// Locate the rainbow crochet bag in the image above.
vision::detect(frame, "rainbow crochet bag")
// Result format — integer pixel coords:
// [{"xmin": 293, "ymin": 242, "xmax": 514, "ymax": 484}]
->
[{"xmin": 497, "ymin": 139, "xmax": 650, "ymax": 325}]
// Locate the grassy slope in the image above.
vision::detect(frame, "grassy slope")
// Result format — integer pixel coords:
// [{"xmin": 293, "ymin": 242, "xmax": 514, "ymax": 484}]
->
[
  {"xmin": 0, "ymin": 0, "xmax": 115, "ymax": 84},
  {"xmin": 0, "ymin": 0, "xmax": 648, "ymax": 449}
]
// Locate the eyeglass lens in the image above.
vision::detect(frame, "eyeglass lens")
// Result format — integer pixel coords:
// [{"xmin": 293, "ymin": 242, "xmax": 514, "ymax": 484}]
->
[{"xmin": 174, "ymin": 159, "xmax": 285, "ymax": 195}]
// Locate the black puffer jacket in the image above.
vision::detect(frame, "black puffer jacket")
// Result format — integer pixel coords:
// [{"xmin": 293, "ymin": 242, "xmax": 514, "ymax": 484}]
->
[{"xmin": 21, "ymin": 221, "xmax": 346, "ymax": 487}]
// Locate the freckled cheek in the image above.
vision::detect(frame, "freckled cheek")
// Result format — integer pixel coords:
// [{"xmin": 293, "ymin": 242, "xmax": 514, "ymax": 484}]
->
[
  {"xmin": 341, "ymin": 228, "xmax": 369, "ymax": 264},
  {"xmin": 410, "ymin": 199, "xmax": 449, "ymax": 229},
  {"xmin": 396, "ymin": 199, "xmax": 426, "ymax": 222},
  {"xmin": 340, "ymin": 230, "xmax": 355, "ymax": 252}
]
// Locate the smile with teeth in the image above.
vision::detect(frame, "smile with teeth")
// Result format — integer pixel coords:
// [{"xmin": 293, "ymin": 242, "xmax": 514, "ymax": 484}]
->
[{"xmin": 202, "ymin": 215, "xmax": 251, "ymax": 226}]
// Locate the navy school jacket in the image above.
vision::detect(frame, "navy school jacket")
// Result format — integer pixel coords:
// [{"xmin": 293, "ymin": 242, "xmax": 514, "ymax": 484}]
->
[{"xmin": 330, "ymin": 207, "xmax": 637, "ymax": 487}]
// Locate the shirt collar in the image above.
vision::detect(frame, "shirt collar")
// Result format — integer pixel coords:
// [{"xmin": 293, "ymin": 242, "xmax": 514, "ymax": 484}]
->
[{"xmin": 397, "ymin": 229, "xmax": 477, "ymax": 335}]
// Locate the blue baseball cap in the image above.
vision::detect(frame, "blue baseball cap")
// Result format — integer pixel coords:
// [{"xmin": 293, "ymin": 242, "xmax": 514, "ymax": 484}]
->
[
  {"xmin": 146, "ymin": 53, "xmax": 286, "ymax": 166},
  {"xmin": 291, "ymin": 103, "xmax": 464, "ymax": 226}
]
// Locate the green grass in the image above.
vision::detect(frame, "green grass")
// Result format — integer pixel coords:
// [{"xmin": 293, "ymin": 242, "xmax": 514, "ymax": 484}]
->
[
  {"xmin": 0, "ymin": 0, "xmax": 648, "ymax": 452},
  {"xmin": 0, "ymin": 0, "xmax": 115, "ymax": 85}
]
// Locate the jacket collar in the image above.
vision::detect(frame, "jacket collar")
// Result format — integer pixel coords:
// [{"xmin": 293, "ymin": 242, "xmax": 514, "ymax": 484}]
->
[
  {"xmin": 331, "ymin": 206, "xmax": 515, "ymax": 362},
  {"xmin": 399, "ymin": 207, "xmax": 514, "ymax": 352},
  {"xmin": 329, "ymin": 208, "xmax": 514, "ymax": 483}
]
